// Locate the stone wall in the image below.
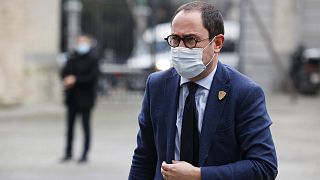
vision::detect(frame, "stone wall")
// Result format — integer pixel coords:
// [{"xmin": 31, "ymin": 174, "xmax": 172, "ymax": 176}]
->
[
  {"xmin": 0, "ymin": 0, "xmax": 61, "ymax": 106},
  {"xmin": 238, "ymin": 0, "xmax": 299, "ymax": 93},
  {"xmin": 297, "ymin": 0, "xmax": 320, "ymax": 48}
]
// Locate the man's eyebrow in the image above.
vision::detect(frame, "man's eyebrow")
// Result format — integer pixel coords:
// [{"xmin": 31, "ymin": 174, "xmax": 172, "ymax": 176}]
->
[
  {"xmin": 184, "ymin": 34, "xmax": 200, "ymax": 38},
  {"xmin": 170, "ymin": 31, "xmax": 202, "ymax": 35},
  {"xmin": 183, "ymin": 34, "xmax": 202, "ymax": 40},
  {"xmin": 170, "ymin": 33, "xmax": 201, "ymax": 39}
]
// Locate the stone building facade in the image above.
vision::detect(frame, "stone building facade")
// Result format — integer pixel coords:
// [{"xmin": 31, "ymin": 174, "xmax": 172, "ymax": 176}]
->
[
  {"xmin": 0, "ymin": 0, "xmax": 61, "ymax": 106},
  {"xmin": 236, "ymin": 0, "xmax": 320, "ymax": 92}
]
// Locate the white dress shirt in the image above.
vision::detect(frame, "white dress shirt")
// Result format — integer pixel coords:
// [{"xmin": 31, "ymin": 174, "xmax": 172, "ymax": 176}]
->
[{"xmin": 174, "ymin": 65, "xmax": 217, "ymax": 161}]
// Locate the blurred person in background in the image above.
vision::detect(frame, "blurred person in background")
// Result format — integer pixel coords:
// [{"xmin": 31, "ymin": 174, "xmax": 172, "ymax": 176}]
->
[
  {"xmin": 129, "ymin": 1, "xmax": 277, "ymax": 179},
  {"xmin": 60, "ymin": 34, "xmax": 99, "ymax": 163}
]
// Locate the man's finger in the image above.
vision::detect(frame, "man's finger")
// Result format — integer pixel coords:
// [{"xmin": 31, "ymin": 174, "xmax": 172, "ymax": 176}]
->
[
  {"xmin": 161, "ymin": 165, "xmax": 170, "ymax": 180},
  {"xmin": 161, "ymin": 161, "xmax": 171, "ymax": 171},
  {"xmin": 161, "ymin": 167, "xmax": 166, "ymax": 175},
  {"xmin": 161, "ymin": 167, "xmax": 166, "ymax": 179},
  {"xmin": 172, "ymin": 160, "xmax": 181, "ymax": 164}
]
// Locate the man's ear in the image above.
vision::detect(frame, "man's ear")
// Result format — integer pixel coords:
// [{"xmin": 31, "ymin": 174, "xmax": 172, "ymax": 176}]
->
[{"xmin": 213, "ymin": 34, "xmax": 224, "ymax": 53}]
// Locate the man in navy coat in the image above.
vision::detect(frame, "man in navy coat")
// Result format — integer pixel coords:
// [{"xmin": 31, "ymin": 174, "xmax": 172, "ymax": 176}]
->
[{"xmin": 129, "ymin": 1, "xmax": 278, "ymax": 180}]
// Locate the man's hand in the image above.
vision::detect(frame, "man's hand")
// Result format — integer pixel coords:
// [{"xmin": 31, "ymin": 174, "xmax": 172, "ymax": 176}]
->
[
  {"xmin": 63, "ymin": 75, "xmax": 76, "ymax": 89},
  {"xmin": 161, "ymin": 160, "xmax": 201, "ymax": 180}
]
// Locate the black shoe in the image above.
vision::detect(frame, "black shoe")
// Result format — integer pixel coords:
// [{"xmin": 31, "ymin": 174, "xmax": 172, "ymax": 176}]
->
[
  {"xmin": 60, "ymin": 156, "xmax": 72, "ymax": 163},
  {"xmin": 77, "ymin": 156, "xmax": 88, "ymax": 164}
]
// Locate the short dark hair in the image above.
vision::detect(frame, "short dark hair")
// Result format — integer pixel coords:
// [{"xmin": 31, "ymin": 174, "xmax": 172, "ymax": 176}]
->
[{"xmin": 173, "ymin": 1, "xmax": 224, "ymax": 39}]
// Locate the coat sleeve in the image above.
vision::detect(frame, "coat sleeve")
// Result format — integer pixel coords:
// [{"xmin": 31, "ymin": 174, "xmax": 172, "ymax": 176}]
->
[
  {"xmin": 201, "ymin": 86, "xmax": 278, "ymax": 180},
  {"xmin": 129, "ymin": 75, "xmax": 157, "ymax": 180},
  {"xmin": 60, "ymin": 57, "xmax": 72, "ymax": 79}
]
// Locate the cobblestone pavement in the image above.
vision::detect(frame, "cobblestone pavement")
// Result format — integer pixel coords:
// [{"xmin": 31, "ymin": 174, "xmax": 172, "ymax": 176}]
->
[{"xmin": 0, "ymin": 92, "xmax": 319, "ymax": 180}]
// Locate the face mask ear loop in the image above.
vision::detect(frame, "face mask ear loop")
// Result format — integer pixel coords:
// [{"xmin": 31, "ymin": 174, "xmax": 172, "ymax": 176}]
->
[
  {"xmin": 203, "ymin": 36, "xmax": 216, "ymax": 68},
  {"xmin": 204, "ymin": 51, "xmax": 215, "ymax": 67},
  {"xmin": 203, "ymin": 36, "xmax": 216, "ymax": 51}
]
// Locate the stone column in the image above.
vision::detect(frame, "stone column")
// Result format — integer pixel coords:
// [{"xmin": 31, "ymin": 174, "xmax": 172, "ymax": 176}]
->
[
  {"xmin": 0, "ymin": 0, "xmax": 25, "ymax": 106},
  {"xmin": 64, "ymin": 0, "xmax": 82, "ymax": 51},
  {"xmin": 0, "ymin": 0, "xmax": 61, "ymax": 106},
  {"xmin": 23, "ymin": 0, "xmax": 61, "ymax": 104},
  {"xmin": 273, "ymin": 0, "xmax": 295, "ymax": 54}
]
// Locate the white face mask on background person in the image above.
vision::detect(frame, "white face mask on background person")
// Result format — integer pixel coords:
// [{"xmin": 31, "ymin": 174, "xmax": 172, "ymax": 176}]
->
[
  {"xmin": 76, "ymin": 43, "xmax": 91, "ymax": 55},
  {"xmin": 171, "ymin": 37, "xmax": 215, "ymax": 79}
]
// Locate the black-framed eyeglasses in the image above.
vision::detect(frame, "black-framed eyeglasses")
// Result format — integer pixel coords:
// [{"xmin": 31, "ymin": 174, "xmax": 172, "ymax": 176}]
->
[{"xmin": 164, "ymin": 35, "xmax": 209, "ymax": 49}]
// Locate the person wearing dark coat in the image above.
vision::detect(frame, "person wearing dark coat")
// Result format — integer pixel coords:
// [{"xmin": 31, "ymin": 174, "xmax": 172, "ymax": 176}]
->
[{"xmin": 60, "ymin": 35, "xmax": 99, "ymax": 163}]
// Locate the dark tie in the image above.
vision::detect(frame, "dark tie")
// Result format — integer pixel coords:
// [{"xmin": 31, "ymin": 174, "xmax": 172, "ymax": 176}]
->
[{"xmin": 180, "ymin": 82, "xmax": 199, "ymax": 166}]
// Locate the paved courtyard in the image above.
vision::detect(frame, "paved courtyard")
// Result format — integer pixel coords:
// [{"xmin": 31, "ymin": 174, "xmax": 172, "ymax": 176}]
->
[{"xmin": 0, "ymin": 92, "xmax": 319, "ymax": 180}]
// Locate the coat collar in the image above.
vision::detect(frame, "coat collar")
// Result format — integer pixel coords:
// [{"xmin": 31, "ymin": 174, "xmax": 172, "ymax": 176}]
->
[
  {"xmin": 199, "ymin": 62, "xmax": 230, "ymax": 165},
  {"xmin": 164, "ymin": 68, "xmax": 180, "ymax": 162}
]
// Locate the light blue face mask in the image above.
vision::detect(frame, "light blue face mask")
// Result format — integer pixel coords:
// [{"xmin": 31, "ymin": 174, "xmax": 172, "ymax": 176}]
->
[
  {"xmin": 171, "ymin": 37, "xmax": 215, "ymax": 79},
  {"xmin": 76, "ymin": 43, "xmax": 91, "ymax": 55}
]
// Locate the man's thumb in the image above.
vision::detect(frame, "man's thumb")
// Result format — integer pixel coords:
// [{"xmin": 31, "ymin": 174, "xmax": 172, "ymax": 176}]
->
[{"xmin": 172, "ymin": 160, "xmax": 180, "ymax": 164}]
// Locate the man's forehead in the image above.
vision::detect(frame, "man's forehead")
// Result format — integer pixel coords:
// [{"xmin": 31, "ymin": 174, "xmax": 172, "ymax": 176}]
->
[
  {"xmin": 172, "ymin": 10, "xmax": 202, "ymax": 24},
  {"xmin": 171, "ymin": 10, "xmax": 207, "ymax": 37}
]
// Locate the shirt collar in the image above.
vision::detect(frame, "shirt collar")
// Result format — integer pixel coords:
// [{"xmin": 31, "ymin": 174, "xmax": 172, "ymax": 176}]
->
[{"xmin": 180, "ymin": 63, "xmax": 217, "ymax": 90}]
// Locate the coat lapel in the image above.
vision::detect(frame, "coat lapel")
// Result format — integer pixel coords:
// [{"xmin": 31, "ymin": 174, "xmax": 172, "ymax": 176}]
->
[
  {"xmin": 164, "ymin": 68, "xmax": 180, "ymax": 163},
  {"xmin": 199, "ymin": 62, "xmax": 230, "ymax": 165}
]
